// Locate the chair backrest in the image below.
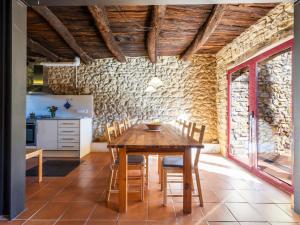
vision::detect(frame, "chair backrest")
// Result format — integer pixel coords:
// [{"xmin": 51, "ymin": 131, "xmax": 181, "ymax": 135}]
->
[
  {"xmin": 190, "ymin": 122, "xmax": 205, "ymax": 168},
  {"xmin": 105, "ymin": 123, "xmax": 118, "ymax": 162},
  {"xmin": 124, "ymin": 118, "xmax": 131, "ymax": 130},
  {"xmin": 182, "ymin": 120, "xmax": 192, "ymax": 137},
  {"xmin": 113, "ymin": 121, "xmax": 126, "ymax": 136},
  {"xmin": 176, "ymin": 119, "xmax": 184, "ymax": 130},
  {"xmin": 175, "ymin": 119, "xmax": 181, "ymax": 129}
]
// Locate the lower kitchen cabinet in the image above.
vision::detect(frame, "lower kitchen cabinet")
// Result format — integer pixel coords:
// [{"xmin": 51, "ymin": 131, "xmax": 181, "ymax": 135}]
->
[
  {"xmin": 36, "ymin": 118, "xmax": 92, "ymax": 158},
  {"xmin": 36, "ymin": 120, "xmax": 58, "ymax": 150}
]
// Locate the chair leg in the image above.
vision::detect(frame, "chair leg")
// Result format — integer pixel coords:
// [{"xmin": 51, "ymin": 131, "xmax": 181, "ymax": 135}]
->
[
  {"xmin": 106, "ymin": 168, "xmax": 114, "ymax": 203},
  {"xmin": 194, "ymin": 168, "xmax": 203, "ymax": 207},
  {"xmin": 160, "ymin": 165, "xmax": 164, "ymax": 191},
  {"xmin": 191, "ymin": 175, "xmax": 195, "ymax": 192},
  {"xmin": 163, "ymin": 168, "xmax": 167, "ymax": 206},
  {"xmin": 141, "ymin": 165, "xmax": 145, "ymax": 201},
  {"xmin": 158, "ymin": 156, "xmax": 161, "ymax": 182},
  {"xmin": 146, "ymin": 155, "xmax": 149, "ymax": 186},
  {"xmin": 113, "ymin": 170, "xmax": 118, "ymax": 188}
]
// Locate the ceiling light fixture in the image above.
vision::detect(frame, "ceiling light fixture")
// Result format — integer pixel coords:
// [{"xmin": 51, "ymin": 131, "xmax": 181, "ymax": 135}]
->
[
  {"xmin": 145, "ymin": 85, "xmax": 156, "ymax": 93},
  {"xmin": 148, "ymin": 59, "xmax": 163, "ymax": 88},
  {"xmin": 149, "ymin": 77, "xmax": 163, "ymax": 88}
]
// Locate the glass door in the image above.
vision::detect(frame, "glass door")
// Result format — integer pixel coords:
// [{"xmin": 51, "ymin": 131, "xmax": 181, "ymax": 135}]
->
[
  {"xmin": 256, "ymin": 49, "xmax": 293, "ymax": 186},
  {"xmin": 227, "ymin": 39, "xmax": 294, "ymax": 192}
]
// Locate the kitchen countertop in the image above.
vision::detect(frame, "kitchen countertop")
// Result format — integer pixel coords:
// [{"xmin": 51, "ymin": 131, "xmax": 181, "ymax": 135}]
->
[{"xmin": 35, "ymin": 117, "xmax": 83, "ymax": 120}]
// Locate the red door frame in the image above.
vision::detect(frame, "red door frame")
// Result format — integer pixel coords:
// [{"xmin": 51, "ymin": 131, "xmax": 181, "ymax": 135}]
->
[{"xmin": 227, "ymin": 39, "xmax": 294, "ymax": 193}]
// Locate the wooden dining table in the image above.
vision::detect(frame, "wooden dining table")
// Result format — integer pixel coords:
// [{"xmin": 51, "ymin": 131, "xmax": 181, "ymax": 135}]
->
[{"xmin": 107, "ymin": 123, "xmax": 203, "ymax": 214}]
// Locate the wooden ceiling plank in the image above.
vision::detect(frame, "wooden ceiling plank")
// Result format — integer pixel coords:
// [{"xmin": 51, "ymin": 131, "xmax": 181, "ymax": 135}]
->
[
  {"xmin": 28, "ymin": 38, "xmax": 63, "ymax": 61},
  {"xmin": 88, "ymin": 5, "xmax": 126, "ymax": 63},
  {"xmin": 147, "ymin": 5, "xmax": 166, "ymax": 63},
  {"xmin": 181, "ymin": 4, "xmax": 228, "ymax": 61},
  {"xmin": 32, "ymin": 6, "xmax": 92, "ymax": 64}
]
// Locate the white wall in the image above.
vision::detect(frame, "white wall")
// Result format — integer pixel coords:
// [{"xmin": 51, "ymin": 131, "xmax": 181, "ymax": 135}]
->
[{"xmin": 26, "ymin": 95, "xmax": 93, "ymax": 118}]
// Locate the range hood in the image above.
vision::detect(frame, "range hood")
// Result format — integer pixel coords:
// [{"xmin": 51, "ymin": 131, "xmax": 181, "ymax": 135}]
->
[{"xmin": 28, "ymin": 57, "xmax": 80, "ymax": 95}]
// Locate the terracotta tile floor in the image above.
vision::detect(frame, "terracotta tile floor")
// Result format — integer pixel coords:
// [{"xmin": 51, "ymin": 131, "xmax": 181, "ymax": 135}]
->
[{"xmin": 1, "ymin": 152, "xmax": 300, "ymax": 225}]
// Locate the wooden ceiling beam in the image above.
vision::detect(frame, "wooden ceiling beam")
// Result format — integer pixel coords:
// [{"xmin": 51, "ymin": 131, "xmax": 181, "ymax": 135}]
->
[
  {"xmin": 88, "ymin": 6, "xmax": 126, "ymax": 63},
  {"xmin": 181, "ymin": 4, "xmax": 228, "ymax": 61},
  {"xmin": 147, "ymin": 5, "xmax": 166, "ymax": 63},
  {"xmin": 32, "ymin": 6, "xmax": 92, "ymax": 64},
  {"xmin": 28, "ymin": 38, "xmax": 62, "ymax": 62}
]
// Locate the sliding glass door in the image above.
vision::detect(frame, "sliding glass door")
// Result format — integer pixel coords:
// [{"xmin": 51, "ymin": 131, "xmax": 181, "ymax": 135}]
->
[
  {"xmin": 228, "ymin": 40, "xmax": 294, "ymax": 192},
  {"xmin": 257, "ymin": 50, "xmax": 293, "ymax": 186}
]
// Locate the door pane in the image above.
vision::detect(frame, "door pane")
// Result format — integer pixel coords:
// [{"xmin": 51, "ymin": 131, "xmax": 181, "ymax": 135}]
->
[
  {"xmin": 257, "ymin": 50, "xmax": 293, "ymax": 185},
  {"xmin": 230, "ymin": 67, "xmax": 251, "ymax": 165}
]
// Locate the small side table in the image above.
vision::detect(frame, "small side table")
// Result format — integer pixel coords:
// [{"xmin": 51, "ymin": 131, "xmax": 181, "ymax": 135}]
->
[{"xmin": 26, "ymin": 148, "xmax": 43, "ymax": 183}]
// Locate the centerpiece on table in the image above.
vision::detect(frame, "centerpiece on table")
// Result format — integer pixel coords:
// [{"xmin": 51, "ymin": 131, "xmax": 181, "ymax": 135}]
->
[
  {"xmin": 145, "ymin": 119, "xmax": 161, "ymax": 131},
  {"xmin": 47, "ymin": 105, "xmax": 58, "ymax": 118}
]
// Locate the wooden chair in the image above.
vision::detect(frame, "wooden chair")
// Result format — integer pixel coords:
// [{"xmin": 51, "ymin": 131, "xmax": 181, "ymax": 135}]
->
[
  {"xmin": 175, "ymin": 119, "xmax": 183, "ymax": 130},
  {"xmin": 124, "ymin": 118, "xmax": 131, "ymax": 130},
  {"xmin": 161, "ymin": 122, "xmax": 205, "ymax": 206},
  {"xmin": 114, "ymin": 120, "xmax": 126, "ymax": 136},
  {"xmin": 115, "ymin": 120, "xmax": 149, "ymax": 186},
  {"xmin": 158, "ymin": 120, "xmax": 192, "ymax": 188},
  {"xmin": 105, "ymin": 123, "xmax": 145, "ymax": 203},
  {"xmin": 181, "ymin": 120, "xmax": 192, "ymax": 137}
]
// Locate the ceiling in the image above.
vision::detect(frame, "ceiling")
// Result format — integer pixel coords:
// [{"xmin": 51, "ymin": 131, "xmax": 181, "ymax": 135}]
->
[{"xmin": 27, "ymin": 4, "xmax": 278, "ymax": 63}]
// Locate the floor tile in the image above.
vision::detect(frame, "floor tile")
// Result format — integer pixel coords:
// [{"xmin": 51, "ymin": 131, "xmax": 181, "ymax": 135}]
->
[
  {"xmin": 237, "ymin": 190, "xmax": 274, "ymax": 203},
  {"xmin": 174, "ymin": 203, "xmax": 206, "ymax": 224},
  {"xmin": 177, "ymin": 220, "xmax": 208, "ymax": 225},
  {"xmin": 16, "ymin": 202, "xmax": 46, "ymax": 219},
  {"xmin": 239, "ymin": 223, "xmax": 270, "ymax": 225},
  {"xmin": 225, "ymin": 203, "xmax": 266, "ymax": 221},
  {"xmin": 55, "ymin": 221, "xmax": 86, "ymax": 225},
  {"xmin": 252, "ymin": 204, "xmax": 295, "ymax": 222},
  {"xmin": 117, "ymin": 222, "xmax": 147, "ymax": 225},
  {"xmin": 0, "ymin": 220, "xmax": 26, "ymax": 225},
  {"xmin": 86, "ymin": 221, "xmax": 116, "ymax": 225},
  {"xmin": 60, "ymin": 202, "xmax": 96, "ymax": 220},
  {"xmin": 276, "ymin": 204, "xmax": 300, "ymax": 222},
  {"xmin": 208, "ymin": 222, "xmax": 239, "ymax": 225},
  {"xmin": 147, "ymin": 221, "xmax": 178, "ymax": 225},
  {"xmin": 212, "ymin": 190, "xmax": 246, "ymax": 203},
  {"xmin": 148, "ymin": 201, "xmax": 176, "ymax": 222},
  {"xmin": 32, "ymin": 202, "xmax": 69, "ymax": 220},
  {"xmin": 118, "ymin": 202, "xmax": 148, "ymax": 221},
  {"xmin": 89, "ymin": 203, "xmax": 118, "ymax": 221},
  {"xmin": 271, "ymin": 223, "xmax": 300, "ymax": 225},
  {"xmin": 201, "ymin": 203, "xmax": 236, "ymax": 222},
  {"xmin": 23, "ymin": 220, "xmax": 56, "ymax": 225}
]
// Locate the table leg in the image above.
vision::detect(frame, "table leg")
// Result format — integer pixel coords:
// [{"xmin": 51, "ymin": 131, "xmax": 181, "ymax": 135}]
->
[
  {"xmin": 183, "ymin": 147, "xmax": 192, "ymax": 214},
  {"xmin": 38, "ymin": 151, "xmax": 43, "ymax": 183},
  {"xmin": 119, "ymin": 147, "xmax": 128, "ymax": 213}
]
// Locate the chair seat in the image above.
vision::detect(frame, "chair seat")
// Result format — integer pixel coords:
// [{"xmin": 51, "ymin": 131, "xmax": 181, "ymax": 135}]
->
[
  {"xmin": 163, "ymin": 156, "xmax": 183, "ymax": 168},
  {"xmin": 115, "ymin": 155, "xmax": 144, "ymax": 165}
]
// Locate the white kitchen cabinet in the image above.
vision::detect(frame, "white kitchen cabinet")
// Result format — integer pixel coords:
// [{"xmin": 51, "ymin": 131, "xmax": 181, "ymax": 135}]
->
[
  {"xmin": 36, "ymin": 120, "xmax": 58, "ymax": 150},
  {"xmin": 36, "ymin": 118, "xmax": 92, "ymax": 158}
]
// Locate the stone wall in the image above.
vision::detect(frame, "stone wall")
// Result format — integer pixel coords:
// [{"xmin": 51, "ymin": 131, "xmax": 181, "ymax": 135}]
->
[
  {"xmin": 46, "ymin": 55, "xmax": 218, "ymax": 143},
  {"xmin": 230, "ymin": 68, "xmax": 250, "ymax": 158},
  {"xmin": 216, "ymin": 3, "xmax": 294, "ymax": 155}
]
